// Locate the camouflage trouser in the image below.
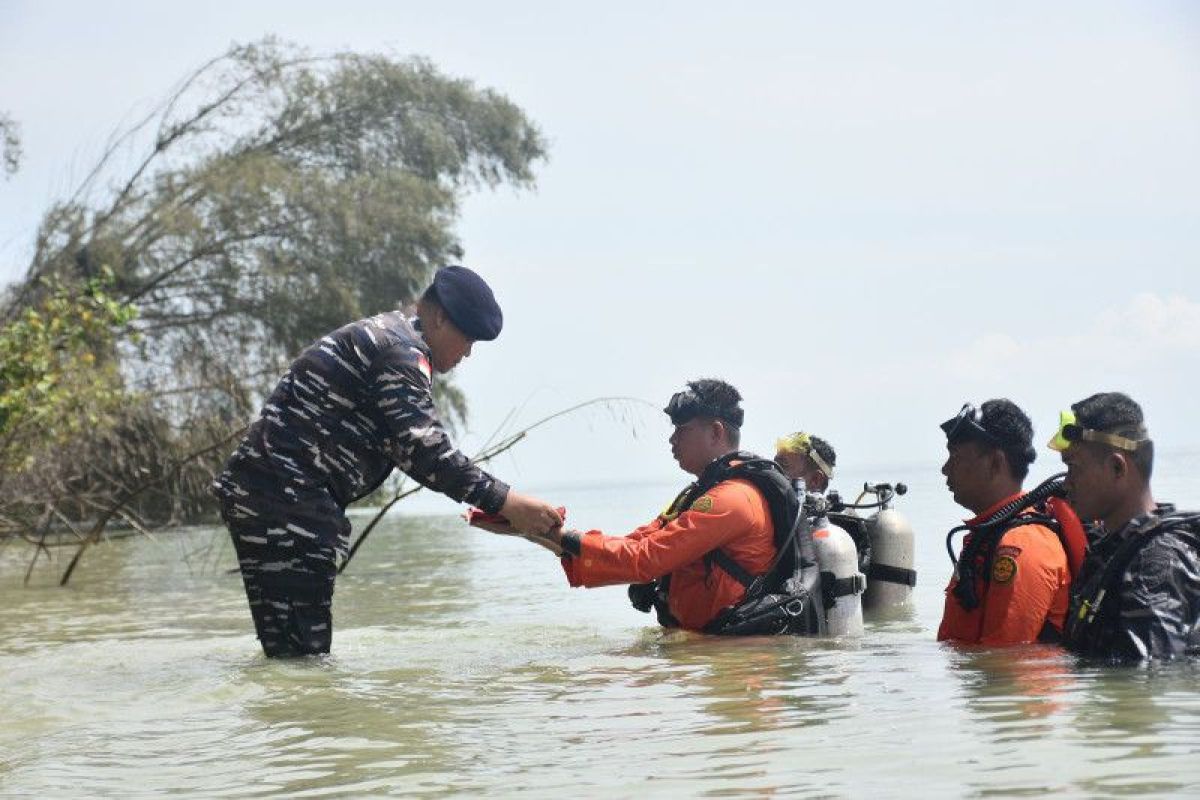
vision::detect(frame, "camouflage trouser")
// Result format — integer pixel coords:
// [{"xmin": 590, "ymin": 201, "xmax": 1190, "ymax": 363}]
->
[{"xmin": 220, "ymin": 495, "xmax": 349, "ymax": 658}]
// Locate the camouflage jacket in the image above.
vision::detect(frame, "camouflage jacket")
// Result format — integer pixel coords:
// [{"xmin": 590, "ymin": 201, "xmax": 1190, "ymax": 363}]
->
[
  {"xmin": 1065, "ymin": 504, "xmax": 1200, "ymax": 661},
  {"xmin": 212, "ymin": 312, "xmax": 509, "ymax": 516}
]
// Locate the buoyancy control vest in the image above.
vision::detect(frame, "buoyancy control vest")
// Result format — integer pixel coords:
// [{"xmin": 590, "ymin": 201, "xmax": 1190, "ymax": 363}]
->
[
  {"xmin": 1064, "ymin": 506, "xmax": 1200, "ymax": 656},
  {"xmin": 626, "ymin": 451, "xmax": 823, "ymax": 635},
  {"xmin": 946, "ymin": 474, "xmax": 1087, "ymax": 616}
]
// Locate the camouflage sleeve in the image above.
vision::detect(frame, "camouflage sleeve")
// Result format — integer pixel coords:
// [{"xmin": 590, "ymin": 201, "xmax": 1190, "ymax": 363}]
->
[
  {"xmin": 371, "ymin": 345, "xmax": 509, "ymax": 514},
  {"xmin": 1115, "ymin": 536, "xmax": 1200, "ymax": 660}
]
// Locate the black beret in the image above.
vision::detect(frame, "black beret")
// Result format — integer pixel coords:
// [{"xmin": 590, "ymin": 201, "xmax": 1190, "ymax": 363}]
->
[{"xmin": 432, "ymin": 265, "xmax": 503, "ymax": 341}]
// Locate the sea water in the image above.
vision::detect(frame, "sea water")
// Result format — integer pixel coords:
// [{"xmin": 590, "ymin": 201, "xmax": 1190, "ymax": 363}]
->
[{"xmin": 2, "ymin": 454, "xmax": 1199, "ymax": 796}]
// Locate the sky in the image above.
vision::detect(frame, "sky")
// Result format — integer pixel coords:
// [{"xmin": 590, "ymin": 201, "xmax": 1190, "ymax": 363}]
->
[{"xmin": 2, "ymin": 1, "xmax": 1199, "ymax": 497}]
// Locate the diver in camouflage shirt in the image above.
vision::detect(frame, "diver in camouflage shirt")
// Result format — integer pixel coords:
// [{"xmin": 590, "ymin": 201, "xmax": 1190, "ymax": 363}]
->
[
  {"xmin": 1050, "ymin": 391, "xmax": 1200, "ymax": 661},
  {"xmin": 213, "ymin": 266, "xmax": 562, "ymax": 657}
]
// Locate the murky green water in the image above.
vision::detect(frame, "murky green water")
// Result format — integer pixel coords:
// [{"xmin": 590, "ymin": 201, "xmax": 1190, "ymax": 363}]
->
[{"xmin": 3, "ymin": 460, "xmax": 1200, "ymax": 797}]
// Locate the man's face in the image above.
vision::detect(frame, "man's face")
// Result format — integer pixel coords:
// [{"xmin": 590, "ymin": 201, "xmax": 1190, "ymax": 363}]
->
[
  {"xmin": 941, "ymin": 440, "xmax": 994, "ymax": 513},
  {"xmin": 425, "ymin": 310, "xmax": 475, "ymax": 373},
  {"xmin": 774, "ymin": 449, "xmax": 827, "ymax": 492},
  {"xmin": 670, "ymin": 418, "xmax": 719, "ymax": 476},
  {"xmin": 1060, "ymin": 443, "xmax": 1118, "ymax": 524}
]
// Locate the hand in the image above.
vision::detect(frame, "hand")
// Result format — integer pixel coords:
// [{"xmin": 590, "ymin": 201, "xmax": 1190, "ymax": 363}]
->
[
  {"xmin": 467, "ymin": 514, "xmax": 564, "ymax": 555},
  {"xmin": 500, "ymin": 491, "xmax": 563, "ymax": 537}
]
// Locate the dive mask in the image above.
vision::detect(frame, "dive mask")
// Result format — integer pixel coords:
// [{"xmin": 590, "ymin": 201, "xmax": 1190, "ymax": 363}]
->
[
  {"xmin": 775, "ymin": 431, "xmax": 834, "ymax": 479},
  {"xmin": 1047, "ymin": 410, "xmax": 1146, "ymax": 452},
  {"xmin": 940, "ymin": 402, "xmax": 1000, "ymax": 446}
]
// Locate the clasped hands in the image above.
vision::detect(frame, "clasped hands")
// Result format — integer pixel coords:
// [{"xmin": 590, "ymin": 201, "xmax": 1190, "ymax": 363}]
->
[{"xmin": 471, "ymin": 491, "xmax": 569, "ymax": 555}]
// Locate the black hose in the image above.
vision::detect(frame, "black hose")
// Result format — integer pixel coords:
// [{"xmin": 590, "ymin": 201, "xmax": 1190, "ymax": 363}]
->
[{"xmin": 944, "ymin": 472, "xmax": 1067, "ymax": 566}]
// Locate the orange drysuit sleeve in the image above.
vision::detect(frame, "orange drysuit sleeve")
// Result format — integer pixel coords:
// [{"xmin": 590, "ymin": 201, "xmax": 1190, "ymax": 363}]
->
[{"xmin": 562, "ymin": 480, "xmax": 769, "ymax": 587}]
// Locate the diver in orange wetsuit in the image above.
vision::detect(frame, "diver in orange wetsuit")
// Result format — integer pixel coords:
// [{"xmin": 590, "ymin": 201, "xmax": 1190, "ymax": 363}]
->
[
  {"xmin": 536, "ymin": 379, "xmax": 781, "ymax": 631},
  {"xmin": 937, "ymin": 400, "xmax": 1071, "ymax": 645}
]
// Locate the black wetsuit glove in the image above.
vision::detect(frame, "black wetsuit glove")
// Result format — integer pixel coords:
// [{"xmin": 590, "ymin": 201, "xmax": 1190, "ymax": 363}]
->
[{"xmin": 628, "ymin": 582, "xmax": 657, "ymax": 613}]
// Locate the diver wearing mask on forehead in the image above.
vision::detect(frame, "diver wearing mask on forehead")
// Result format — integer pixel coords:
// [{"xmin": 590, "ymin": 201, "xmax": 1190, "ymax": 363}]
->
[
  {"xmin": 1052, "ymin": 392, "xmax": 1200, "ymax": 661},
  {"xmin": 937, "ymin": 399, "xmax": 1081, "ymax": 646},
  {"xmin": 775, "ymin": 432, "xmax": 836, "ymax": 494},
  {"xmin": 507, "ymin": 379, "xmax": 821, "ymax": 634}
]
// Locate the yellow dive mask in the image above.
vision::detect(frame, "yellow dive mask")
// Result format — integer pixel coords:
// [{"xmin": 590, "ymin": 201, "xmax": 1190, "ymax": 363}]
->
[
  {"xmin": 1047, "ymin": 410, "xmax": 1145, "ymax": 452},
  {"xmin": 775, "ymin": 432, "xmax": 834, "ymax": 479}
]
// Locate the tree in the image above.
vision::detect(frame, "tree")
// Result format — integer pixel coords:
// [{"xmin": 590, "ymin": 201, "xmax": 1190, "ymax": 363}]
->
[
  {"xmin": 18, "ymin": 39, "xmax": 544, "ymax": 416},
  {"xmin": 0, "ymin": 112, "xmax": 19, "ymax": 179},
  {"xmin": 1, "ymin": 38, "xmax": 547, "ymax": 546},
  {"xmin": 0, "ymin": 272, "xmax": 144, "ymax": 544},
  {"xmin": 0, "ymin": 272, "xmax": 135, "ymax": 466}
]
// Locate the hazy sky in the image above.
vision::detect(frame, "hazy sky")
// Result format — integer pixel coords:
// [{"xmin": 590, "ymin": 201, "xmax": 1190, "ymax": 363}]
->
[{"xmin": 2, "ymin": 1, "xmax": 1199, "ymax": 494}]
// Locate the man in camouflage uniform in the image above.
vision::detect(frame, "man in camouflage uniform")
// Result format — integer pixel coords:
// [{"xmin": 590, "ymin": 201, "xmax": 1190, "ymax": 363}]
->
[
  {"xmin": 1052, "ymin": 391, "xmax": 1200, "ymax": 661},
  {"xmin": 213, "ymin": 266, "xmax": 562, "ymax": 657}
]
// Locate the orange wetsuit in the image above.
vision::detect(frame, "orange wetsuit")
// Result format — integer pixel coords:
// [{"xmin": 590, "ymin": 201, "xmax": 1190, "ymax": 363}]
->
[
  {"xmin": 561, "ymin": 477, "xmax": 776, "ymax": 630},
  {"xmin": 938, "ymin": 493, "xmax": 1070, "ymax": 645}
]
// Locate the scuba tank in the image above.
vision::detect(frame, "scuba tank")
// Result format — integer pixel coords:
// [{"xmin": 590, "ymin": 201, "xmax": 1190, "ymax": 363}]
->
[
  {"xmin": 793, "ymin": 480, "xmax": 829, "ymax": 637},
  {"xmin": 865, "ymin": 509, "xmax": 916, "ymax": 610},
  {"xmin": 828, "ymin": 482, "xmax": 917, "ymax": 611},
  {"xmin": 811, "ymin": 511, "xmax": 865, "ymax": 636}
]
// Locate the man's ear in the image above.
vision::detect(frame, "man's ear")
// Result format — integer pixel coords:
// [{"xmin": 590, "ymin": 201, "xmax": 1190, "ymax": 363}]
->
[
  {"xmin": 988, "ymin": 448, "xmax": 1008, "ymax": 480},
  {"xmin": 1108, "ymin": 451, "xmax": 1129, "ymax": 480}
]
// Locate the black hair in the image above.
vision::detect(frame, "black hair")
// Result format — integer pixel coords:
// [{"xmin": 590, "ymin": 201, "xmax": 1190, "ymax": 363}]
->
[
  {"xmin": 976, "ymin": 399, "xmax": 1036, "ymax": 481},
  {"xmin": 809, "ymin": 435, "xmax": 836, "ymax": 470},
  {"xmin": 1072, "ymin": 391, "xmax": 1154, "ymax": 479},
  {"xmin": 688, "ymin": 378, "xmax": 742, "ymax": 446}
]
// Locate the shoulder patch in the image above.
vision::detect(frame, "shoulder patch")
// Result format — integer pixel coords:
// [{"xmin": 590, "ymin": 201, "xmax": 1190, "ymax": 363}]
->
[
  {"xmin": 995, "ymin": 544, "xmax": 1023, "ymax": 559},
  {"xmin": 691, "ymin": 495, "xmax": 715, "ymax": 513},
  {"xmin": 992, "ymin": 555, "xmax": 1018, "ymax": 584},
  {"xmin": 414, "ymin": 352, "xmax": 432, "ymax": 381}
]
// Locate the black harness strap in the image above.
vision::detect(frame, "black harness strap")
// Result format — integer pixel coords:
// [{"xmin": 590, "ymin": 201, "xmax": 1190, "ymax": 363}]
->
[
  {"xmin": 820, "ymin": 571, "xmax": 866, "ymax": 609},
  {"xmin": 868, "ymin": 562, "xmax": 917, "ymax": 587},
  {"xmin": 707, "ymin": 549, "xmax": 756, "ymax": 589}
]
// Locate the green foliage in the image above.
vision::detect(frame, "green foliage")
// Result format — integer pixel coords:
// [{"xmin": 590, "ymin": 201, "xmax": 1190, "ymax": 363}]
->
[{"xmin": 0, "ymin": 271, "xmax": 136, "ymax": 474}]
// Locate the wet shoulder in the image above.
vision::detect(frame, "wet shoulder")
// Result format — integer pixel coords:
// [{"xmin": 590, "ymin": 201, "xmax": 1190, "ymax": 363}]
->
[{"xmin": 698, "ymin": 478, "xmax": 769, "ymax": 521}]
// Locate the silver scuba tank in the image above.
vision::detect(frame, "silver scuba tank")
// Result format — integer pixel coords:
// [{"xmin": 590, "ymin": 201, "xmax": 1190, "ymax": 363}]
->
[
  {"xmin": 862, "ymin": 507, "xmax": 916, "ymax": 610},
  {"xmin": 811, "ymin": 514, "xmax": 866, "ymax": 636},
  {"xmin": 824, "ymin": 482, "xmax": 916, "ymax": 612}
]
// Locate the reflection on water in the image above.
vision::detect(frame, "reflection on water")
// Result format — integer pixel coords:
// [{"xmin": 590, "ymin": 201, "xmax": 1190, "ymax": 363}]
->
[{"xmin": 2, "ymin": 457, "xmax": 1200, "ymax": 796}]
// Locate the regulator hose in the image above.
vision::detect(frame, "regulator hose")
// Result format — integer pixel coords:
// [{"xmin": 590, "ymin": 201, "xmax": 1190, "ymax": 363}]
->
[{"xmin": 944, "ymin": 472, "xmax": 1067, "ymax": 566}]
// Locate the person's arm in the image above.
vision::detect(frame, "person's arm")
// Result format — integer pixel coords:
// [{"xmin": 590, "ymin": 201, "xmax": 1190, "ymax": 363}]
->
[
  {"xmin": 559, "ymin": 482, "xmax": 762, "ymax": 587},
  {"xmin": 373, "ymin": 346, "xmax": 560, "ymax": 533},
  {"xmin": 976, "ymin": 525, "xmax": 1069, "ymax": 646},
  {"xmin": 1111, "ymin": 536, "xmax": 1200, "ymax": 660}
]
